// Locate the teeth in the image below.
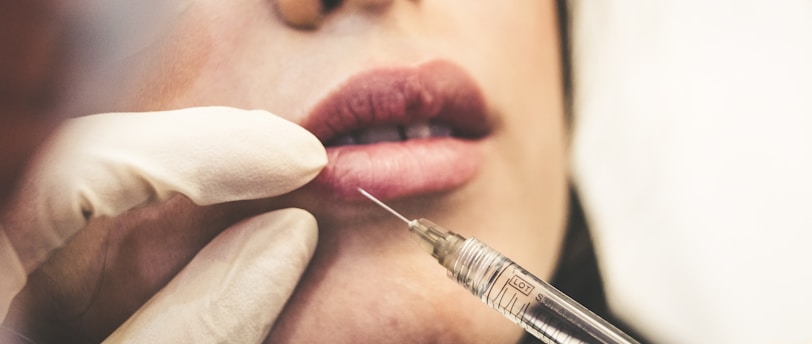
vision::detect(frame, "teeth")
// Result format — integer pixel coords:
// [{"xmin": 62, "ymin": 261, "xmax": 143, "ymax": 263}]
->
[
  {"xmin": 355, "ymin": 126, "xmax": 402, "ymax": 144},
  {"xmin": 404, "ymin": 122, "xmax": 431, "ymax": 139},
  {"xmin": 328, "ymin": 122, "xmax": 454, "ymax": 146},
  {"xmin": 429, "ymin": 123, "xmax": 452, "ymax": 137},
  {"xmin": 329, "ymin": 135, "xmax": 357, "ymax": 146},
  {"xmin": 404, "ymin": 122, "xmax": 453, "ymax": 139}
]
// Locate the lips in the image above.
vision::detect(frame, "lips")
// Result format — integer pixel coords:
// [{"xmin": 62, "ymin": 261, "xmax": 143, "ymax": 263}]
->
[{"xmin": 301, "ymin": 60, "xmax": 492, "ymax": 201}]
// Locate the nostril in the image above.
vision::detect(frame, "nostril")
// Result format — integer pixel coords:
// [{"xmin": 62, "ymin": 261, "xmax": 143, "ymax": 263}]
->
[
  {"xmin": 276, "ymin": 0, "xmax": 391, "ymax": 29},
  {"xmin": 322, "ymin": 0, "xmax": 342, "ymax": 12},
  {"xmin": 276, "ymin": 0, "xmax": 324, "ymax": 29}
]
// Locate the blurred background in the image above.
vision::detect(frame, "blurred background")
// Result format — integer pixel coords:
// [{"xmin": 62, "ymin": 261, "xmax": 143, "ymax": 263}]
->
[{"xmin": 570, "ymin": 1, "xmax": 812, "ymax": 343}]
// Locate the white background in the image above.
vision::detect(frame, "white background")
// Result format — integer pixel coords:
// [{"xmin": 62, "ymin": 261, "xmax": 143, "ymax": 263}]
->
[{"xmin": 570, "ymin": 1, "xmax": 812, "ymax": 343}]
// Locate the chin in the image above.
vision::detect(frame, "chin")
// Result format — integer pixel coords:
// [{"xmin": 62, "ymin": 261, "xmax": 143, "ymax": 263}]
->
[{"xmin": 264, "ymin": 216, "xmax": 525, "ymax": 343}]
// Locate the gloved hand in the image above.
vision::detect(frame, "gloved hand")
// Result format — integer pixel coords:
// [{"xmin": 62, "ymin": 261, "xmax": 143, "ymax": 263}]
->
[{"xmin": 0, "ymin": 106, "xmax": 327, "ymax": 342}]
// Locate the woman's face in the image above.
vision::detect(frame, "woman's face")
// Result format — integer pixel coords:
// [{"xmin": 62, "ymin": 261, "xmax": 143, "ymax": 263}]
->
[{"xmin": 13, "ymin": 1, "xmax": 567, "ymax": 342}]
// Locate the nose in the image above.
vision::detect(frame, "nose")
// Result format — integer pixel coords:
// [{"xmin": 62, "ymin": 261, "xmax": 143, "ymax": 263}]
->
[{"xmin": 275, "ymin": 0, "xmax": 394, "ymax": 29}]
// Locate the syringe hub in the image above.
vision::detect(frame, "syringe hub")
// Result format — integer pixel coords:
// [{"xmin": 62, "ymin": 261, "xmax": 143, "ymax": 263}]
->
[
  {"xmin": 409, "ymin": 219, "xmax": 456, "ymax": 260},
  {"xmin": 408, "ymin": 219, "xmax": 466, "ymax": 264}
]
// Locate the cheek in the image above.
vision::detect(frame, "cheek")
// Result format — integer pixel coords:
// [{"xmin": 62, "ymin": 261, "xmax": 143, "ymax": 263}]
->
[
  {"xmin": 462, "ymin": 0, "xmax": 568, "ymax": 282},
  {"xmin": 116, "ymin": 2, "xmax": 299, "ymax": 114},
  {"xmin": 119, "ymin": 5, "xmax": 216, "ymax": 111}
]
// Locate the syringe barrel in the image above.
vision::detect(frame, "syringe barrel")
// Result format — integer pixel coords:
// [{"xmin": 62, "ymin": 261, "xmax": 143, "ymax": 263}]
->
[{"xmin": 445, "ymin": 237, "xmax": 639, "ymax": 344}]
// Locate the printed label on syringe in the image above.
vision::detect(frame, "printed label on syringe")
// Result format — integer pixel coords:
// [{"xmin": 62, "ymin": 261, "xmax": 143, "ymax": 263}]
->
[{"xmin": 485, "ymin": 264, "xmax": 590, "ymax": 344}]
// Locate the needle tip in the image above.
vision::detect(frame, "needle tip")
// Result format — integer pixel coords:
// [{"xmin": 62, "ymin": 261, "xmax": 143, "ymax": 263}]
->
[{"xmin": 357, "ymin": 187, "xmax": 411, "ymax": 224}]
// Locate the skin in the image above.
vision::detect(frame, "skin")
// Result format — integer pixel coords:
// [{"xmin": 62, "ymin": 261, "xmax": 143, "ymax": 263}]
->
[{"xmin": 5, "ymin": 0, "xmax": 567, "ymax": 342}]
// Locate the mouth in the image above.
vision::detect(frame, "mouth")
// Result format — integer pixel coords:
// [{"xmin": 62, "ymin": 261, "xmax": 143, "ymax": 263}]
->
[{"xmin": 301, "ymin": 60, "xmax": 493, "ymax": 201}]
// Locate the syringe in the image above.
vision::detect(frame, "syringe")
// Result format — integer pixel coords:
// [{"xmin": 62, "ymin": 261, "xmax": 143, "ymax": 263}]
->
[{"xmin": 358, "ymin": 188, "xmax": 640, "ymax": 344}]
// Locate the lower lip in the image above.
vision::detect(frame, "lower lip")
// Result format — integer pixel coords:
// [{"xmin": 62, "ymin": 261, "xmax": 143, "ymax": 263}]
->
[{"xmin": 309, "ymin": 137, "xmax": 484, "ymax": 201}]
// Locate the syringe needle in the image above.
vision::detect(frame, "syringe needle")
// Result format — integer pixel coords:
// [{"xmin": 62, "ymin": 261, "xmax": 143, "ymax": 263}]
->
[{"xmin": 357, "ymin": 188, "xmax": 411, "ymax": 224}]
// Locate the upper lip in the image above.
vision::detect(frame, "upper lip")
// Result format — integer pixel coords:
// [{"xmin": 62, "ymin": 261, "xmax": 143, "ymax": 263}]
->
[{"xmin": 301, "ymin": 60, "xmax": 493, "ymax": 145}]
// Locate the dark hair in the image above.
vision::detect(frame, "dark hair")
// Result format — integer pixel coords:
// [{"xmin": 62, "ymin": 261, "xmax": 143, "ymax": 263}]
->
[
  {"xmin": 556, "ymin": 0, "xmax": 573, "ymax": 127},
  {"xmin": 551, "ymin": 0, "xmax": 610, "ymax": 318},
  {"xmin": 549, "ymin": 0, "xmax": 607, "ymax": 313}
]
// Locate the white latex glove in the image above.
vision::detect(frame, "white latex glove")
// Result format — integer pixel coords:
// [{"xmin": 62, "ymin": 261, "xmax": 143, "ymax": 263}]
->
[
  {"xmin": 0, "ymin": 106, "xmax": 327, "ymax": 342},
  {"xmin": 570, "ymin": 1, "xmax": 812, "ymax": 343},
  {"xmin": 104, "ymin": 207, "xmax": 318, "ymax": 343}
]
